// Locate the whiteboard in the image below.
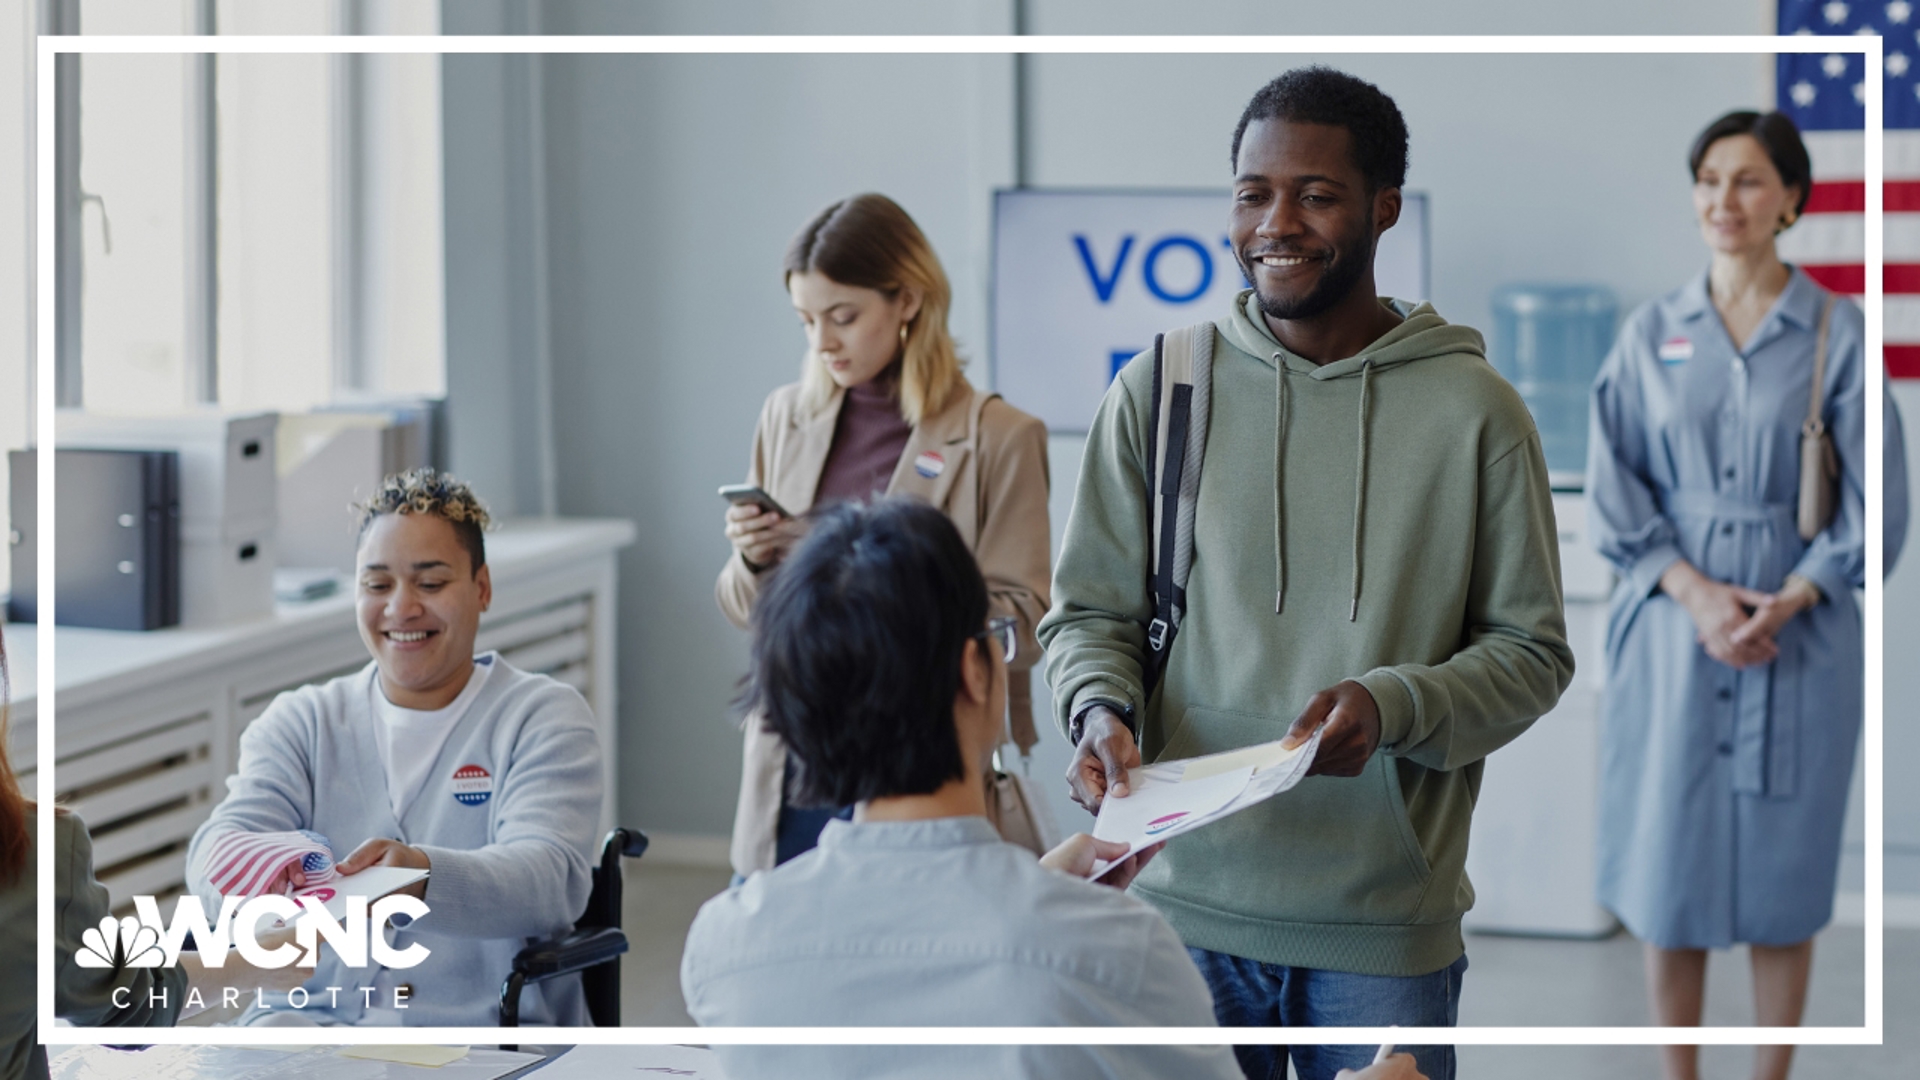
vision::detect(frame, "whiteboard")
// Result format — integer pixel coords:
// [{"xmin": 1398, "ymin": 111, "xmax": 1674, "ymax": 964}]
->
[{"xmin": 989, "ymin": 189, "xmax": 1429, "ymax": 434}]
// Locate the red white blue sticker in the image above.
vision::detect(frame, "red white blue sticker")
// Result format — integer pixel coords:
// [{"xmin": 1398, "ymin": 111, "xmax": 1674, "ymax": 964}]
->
[
  {"xmin": 913, "ymin": 451, "xmax": 945, "ymax": 479},
  {"xmin": 1657, "ymin": 337, "xmax": 1693, "ymax": 363},
  {"xmin": 452, "ymin": 764, "xmax": 493, "ymax": 806}
]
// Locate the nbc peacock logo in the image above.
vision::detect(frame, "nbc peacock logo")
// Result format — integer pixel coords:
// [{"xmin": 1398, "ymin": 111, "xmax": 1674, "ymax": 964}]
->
[{"xmin": 75, "ymin": 915, "xmax": 166, "ymax": 969}]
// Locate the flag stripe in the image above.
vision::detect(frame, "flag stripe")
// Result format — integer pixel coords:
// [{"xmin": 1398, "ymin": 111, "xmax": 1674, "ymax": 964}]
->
[
  {"xmin": 1796, "ymin": 264, "xmax": 1920, "ymax": 293},
  {"xmin": 1887, "ymin": 345, "xmax": 1920, "ymax": 378},
  {"xmin": 1803, "ymin": 181, "xmax": 1920, "ymax": 213}
]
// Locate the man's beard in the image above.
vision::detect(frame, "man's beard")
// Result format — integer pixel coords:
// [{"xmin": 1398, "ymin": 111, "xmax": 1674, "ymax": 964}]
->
[{"xmin": 1241, "ymin": 208, "xmax": 1374, "ymax": 323}]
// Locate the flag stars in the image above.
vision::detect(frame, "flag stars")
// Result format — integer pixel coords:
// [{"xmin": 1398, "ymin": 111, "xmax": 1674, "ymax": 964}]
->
[
  {"xmin": 1855, "ymin": 80, "xmax": 1867, "ymax": 103},
  {"xmin": 1825, "ymin": 0, "xmax": 1851, "ymax": 22},
  {"xmin": 1890, "ymin": 51, "xmax": 1912, "ymax": 77},
  {"xmin": 1824, "ymin": 52, "xmax": 1849, "ymax": 78},
  {"xmin": 1892, "ymin": 0, "xmax": 1913, "ymax": 22},
  {"xmin": 1791, "ymin": 79, "xmax": 1819, "ymax": 106}
]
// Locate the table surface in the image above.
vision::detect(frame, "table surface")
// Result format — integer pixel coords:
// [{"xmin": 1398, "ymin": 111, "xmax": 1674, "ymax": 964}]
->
[{"xmin": 2, "ymin": 517, "xmax": 636, "ymax": 707}]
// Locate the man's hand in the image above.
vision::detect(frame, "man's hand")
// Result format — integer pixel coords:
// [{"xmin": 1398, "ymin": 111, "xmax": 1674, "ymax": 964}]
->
[
  {"xmin": 1336, "ymin": 1054, "xmax": 1427, "ymax": 1080},
  {"xmin": 336, "ymin": 838, "xmax": 431, "ymax": 900},
  {"xmin": 1039, "ymin": 833, "xmax": 1164, "ymax": 891},
  {"xmin": 1283, "ymin": 680, "xmax": 1382, "ymax": 778},
  {"xmin": 1066, "ymin": 706, "xmax": 1141, "ymax": 813}
]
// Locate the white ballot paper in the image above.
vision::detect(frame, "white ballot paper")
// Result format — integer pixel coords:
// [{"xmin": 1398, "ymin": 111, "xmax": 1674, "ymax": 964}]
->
[
  {"xmin": 282, "ymin": 865, "xmax": 431, "ymax": 923},
  {"xmin": 1089, "ymin": 729, "xmax": 1322, "ymax": 879}
]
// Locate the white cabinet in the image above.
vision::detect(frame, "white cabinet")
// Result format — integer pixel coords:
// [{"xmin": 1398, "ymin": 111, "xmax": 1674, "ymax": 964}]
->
[{"xmin": 5, "ymin": 518, "xmax": 633, "ymax": 912}]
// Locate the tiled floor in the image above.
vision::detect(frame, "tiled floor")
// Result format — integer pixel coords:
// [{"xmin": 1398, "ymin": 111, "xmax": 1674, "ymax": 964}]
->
[{"xmin": 624, "ymin": 861, "xmax": 1915, "ymax": 1077}]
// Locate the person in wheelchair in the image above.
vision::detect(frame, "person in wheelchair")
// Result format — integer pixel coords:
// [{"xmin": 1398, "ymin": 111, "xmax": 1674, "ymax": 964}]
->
[
  {"xmin": 185, "ymin": 468, "xmax": 602, "ymax": 1026},
  {"xmin": 680, "ymin": 497, "xmax": 1241, "ymax": 1077}
]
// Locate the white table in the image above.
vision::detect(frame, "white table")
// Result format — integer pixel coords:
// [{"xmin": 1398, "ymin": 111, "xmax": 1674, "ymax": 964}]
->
[{"xmin": 5, "ymin": 517, "xmax": 634, "ymax": 910}]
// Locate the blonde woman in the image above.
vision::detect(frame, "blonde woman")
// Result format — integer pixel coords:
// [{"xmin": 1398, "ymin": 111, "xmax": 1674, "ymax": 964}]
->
[{"xmin": 718, "ymin": 193, "xmax": 1051, "ymax": 876}]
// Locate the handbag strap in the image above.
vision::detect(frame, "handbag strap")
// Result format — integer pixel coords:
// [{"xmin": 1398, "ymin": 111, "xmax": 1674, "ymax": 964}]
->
[{"xmin": 1806, "ymin": 293, "xmax": 1837, "ymax": 435}]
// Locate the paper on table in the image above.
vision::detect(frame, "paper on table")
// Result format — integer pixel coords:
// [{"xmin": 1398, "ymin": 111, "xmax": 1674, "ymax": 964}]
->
[
  {"xmin": 338, "ymin": 1047, "xmax": 468, "ymax": 1067},
  {"xmin": 1088, "ymin": 729, "xmax": 1321, "ymax": 878},
  {"xmin": 531, "ymin": 1044, "xmax": 731, "ymax": 1078}
]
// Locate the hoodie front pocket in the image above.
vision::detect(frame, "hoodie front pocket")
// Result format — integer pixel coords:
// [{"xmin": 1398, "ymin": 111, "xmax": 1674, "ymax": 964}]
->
[
  {"xmin": 1382, "ymin": 757, "xmax": 1434, "ymax": 889},
  {"xmin": 1153, "ymin": 705, "xmax": 1436, "ymax": 925}
]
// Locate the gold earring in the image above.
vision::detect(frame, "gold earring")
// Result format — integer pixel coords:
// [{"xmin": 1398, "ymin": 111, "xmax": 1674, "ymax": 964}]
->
[
  {"xmin": 899, "ymin": 324, "xmax": 909, "ymax": 345},
  {"xmin": 1782, "ymin": 210, "xmax": 1798, "ymax": 229}
]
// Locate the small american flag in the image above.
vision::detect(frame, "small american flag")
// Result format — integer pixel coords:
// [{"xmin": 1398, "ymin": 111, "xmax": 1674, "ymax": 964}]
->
[
  {"xmin": 1777, "ymin": 0, "xmax": 1920, "ymax": 375},
  {"xmin": 198, "ymin": 828, "xmax": 337, "ymax": 898}
]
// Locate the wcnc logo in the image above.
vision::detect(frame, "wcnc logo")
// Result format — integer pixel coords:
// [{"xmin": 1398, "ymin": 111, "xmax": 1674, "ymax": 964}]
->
[{"xmin": 76, "ymin": 893, "xmax": 432, "ymax": 971}]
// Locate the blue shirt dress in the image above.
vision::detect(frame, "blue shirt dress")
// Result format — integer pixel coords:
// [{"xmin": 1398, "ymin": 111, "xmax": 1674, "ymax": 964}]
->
[{"xmin": 1586, "ymin": 266, "xmax": 1908, "ymax": 949}]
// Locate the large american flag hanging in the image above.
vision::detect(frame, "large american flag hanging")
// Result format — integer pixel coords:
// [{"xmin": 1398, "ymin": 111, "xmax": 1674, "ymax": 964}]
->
[{"xmin": 1777, "ymin": 0, "xmax": 1917, "ymax": 375}]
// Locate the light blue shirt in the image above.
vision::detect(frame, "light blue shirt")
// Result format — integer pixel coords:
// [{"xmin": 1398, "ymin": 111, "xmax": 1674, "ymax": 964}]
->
[
  {"xmin": 1586, "ymin": 265, "xmax": 1908, "ymax": 948},
  {"xmin": 680, "ymin": 816, "xmax": 1239, "ymax": 1080}
]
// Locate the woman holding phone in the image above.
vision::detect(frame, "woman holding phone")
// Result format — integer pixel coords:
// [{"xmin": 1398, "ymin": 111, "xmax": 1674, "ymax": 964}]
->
[{"xmin": 716, "ymin": 193, "xmax": 1051, "ymax": 877}]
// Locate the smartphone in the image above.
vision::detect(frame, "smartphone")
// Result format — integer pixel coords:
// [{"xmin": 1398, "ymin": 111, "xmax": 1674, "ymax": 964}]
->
[{"xmin": 718, "ymin": 484, "xmax": 791, "ymax": 519}]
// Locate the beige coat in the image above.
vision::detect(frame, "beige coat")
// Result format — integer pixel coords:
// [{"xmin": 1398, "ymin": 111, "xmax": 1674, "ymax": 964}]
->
[{"xmin": 717, "ymin": 376, "xmax": 1051, "ymax": 875}]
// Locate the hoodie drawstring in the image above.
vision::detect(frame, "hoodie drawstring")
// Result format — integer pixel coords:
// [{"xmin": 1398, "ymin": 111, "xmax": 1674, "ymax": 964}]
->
[
  {"xmin": 1273, "ymin": 358, "xmax": 1290, "ymax": 614},
  {"xmin": 1350, "ymin": 360, "xmax": 1373, "ymax": 622}
]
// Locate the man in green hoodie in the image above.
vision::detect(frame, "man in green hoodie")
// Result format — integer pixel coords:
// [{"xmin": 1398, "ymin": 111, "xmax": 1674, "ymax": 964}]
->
[{"xmin": 1037, "ymin": 67, "xmax": 1573, "ymax": 1080}]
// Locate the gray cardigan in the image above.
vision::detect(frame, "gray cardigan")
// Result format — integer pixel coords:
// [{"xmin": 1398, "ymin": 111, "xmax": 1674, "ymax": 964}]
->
[
  {"xmin": 185, "ymin": 653, "xmax": 602, "ymax": 1026},
  {"xmin": 0, "ymin": 812, "xmax": 185, "ymax": 1080}
]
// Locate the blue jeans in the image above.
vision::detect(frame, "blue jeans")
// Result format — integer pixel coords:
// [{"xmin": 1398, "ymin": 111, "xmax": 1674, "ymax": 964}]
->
[{"xmin": 1187, "ymin": 948, "xmax": 1467, "ymax": 1080}]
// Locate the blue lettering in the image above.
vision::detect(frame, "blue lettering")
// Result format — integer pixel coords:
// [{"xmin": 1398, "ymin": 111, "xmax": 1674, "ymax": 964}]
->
[
  {"xmin": 1110, "ymin": 349, "xmax": 1140, "ymax": 382},
  {"xmin": 1073, "ymin": 234, "xmax": 1134, "ymax": 304},
  {"xmin": 1143, "ymin": 236, "xmax": 1212, "ymax": 304}
]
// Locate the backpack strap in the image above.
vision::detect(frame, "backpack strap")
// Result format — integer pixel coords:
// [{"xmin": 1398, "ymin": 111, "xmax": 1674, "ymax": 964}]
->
[{"xmin": 1144, "ymin": 322, "xmax": 1215, "ymax": 696}]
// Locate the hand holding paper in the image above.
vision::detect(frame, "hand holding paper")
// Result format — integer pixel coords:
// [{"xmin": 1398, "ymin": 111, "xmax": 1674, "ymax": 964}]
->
[{"xmin": 1087, "ymin": 729, "xmax": 1321, "ymax": 878}]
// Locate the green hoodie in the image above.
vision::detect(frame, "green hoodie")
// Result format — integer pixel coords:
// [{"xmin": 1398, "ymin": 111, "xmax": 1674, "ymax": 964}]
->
[{"xmin": 1039, "ymin": 290, "xmax": 1574, "ymax": 977}]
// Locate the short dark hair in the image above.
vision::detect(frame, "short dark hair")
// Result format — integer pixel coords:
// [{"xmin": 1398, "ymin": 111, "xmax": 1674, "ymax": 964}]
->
[
  {"xmin": 1688, "ymin": 110, "xmax": 1813, "ymax": 218},
  {"xmin": 1231, "ymin": 66, "xmax": 1409, "ymax": 191},
  {"xmin": 744, "ymin": 498, "xmax": 988, "ymax": 808},
  {"xmin": 354, "ymin": 467, "xmax": 491, "ymax": 574}
]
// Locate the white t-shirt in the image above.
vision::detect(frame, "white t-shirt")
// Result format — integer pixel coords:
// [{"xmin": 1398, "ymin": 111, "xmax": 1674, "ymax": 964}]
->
[{"xmin": 371, "ymin": 657, "xmax": 493, "ymax": 821}]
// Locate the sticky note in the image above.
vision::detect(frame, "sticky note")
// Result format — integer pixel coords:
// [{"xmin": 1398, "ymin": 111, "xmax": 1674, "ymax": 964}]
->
[{"xmin": 338, "ymin": 1045, "xmax": 469, "ymax": 1067}]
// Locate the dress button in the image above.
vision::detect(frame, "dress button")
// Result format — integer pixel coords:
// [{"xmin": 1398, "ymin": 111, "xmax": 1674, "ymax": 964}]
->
[
  {"xmin": 1717, "ymin": 742, "xmax": 1734, "ymax": 756},
  {"xmin": 1724, "ymin": 467, "xmax": 1736, "ymax": 479},
  {"xmin": 1717, "ymin": 688, "xmax": 1732, "ymax": 700},
  {"xmin": 1721, "ymin": 524, "xmax": 1735, "ymax": 535},
  {"xmin": 397, "ymin": 982, "xmax": 414, "ymax": 998}
]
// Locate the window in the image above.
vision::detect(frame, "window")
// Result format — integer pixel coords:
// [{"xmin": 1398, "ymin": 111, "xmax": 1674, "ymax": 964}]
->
[
  {"xmin": 62, "ymin": 0, "xmax": 445, "ymax": 413},
  {"xmin": 3, "ymin": 1, "xmax": 445, "ymax": 604}
]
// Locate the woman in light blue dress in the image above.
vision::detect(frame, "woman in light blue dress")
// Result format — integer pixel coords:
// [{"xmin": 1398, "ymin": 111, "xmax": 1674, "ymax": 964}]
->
[{"xmin": 1587, "ymin": 110, "xmax": 1908, "ymax": 1080}]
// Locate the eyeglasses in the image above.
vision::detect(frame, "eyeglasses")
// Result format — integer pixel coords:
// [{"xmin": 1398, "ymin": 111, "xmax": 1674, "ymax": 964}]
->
[{"xmin": 974, "ymin": 615, "xmax": 1018, "ymax": 664}]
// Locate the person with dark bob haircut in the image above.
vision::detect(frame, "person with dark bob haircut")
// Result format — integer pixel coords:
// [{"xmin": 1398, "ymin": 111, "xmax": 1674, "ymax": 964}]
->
[
  {"xmin": 715, "ymin": 192, "xmax": 1051, "ymax": 876},
  {"xmin": 1587, "ymin": 109, "xmax": 1908, "ymax": 1080},
  {"xmin": 1042, "ymin": 65, "xmax": 1573, "ymax": 1080},
  {"xmin": 681, "ymin": 499, "xmax": 1255, "ymax": 1078}
]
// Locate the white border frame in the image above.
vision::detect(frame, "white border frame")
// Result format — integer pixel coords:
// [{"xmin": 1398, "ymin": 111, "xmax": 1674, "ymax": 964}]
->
[{"xmin": 36, "ymin": 33, "xmax": 1885, "ymax": 1049}]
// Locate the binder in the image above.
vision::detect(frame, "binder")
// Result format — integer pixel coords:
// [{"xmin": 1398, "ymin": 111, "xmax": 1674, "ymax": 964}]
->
[{"xmin": 6, "ymin": 448, "xmax": 181, "ymax": 631}]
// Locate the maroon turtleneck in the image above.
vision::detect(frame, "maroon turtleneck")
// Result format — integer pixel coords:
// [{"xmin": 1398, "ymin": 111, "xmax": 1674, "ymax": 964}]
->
[{"xmin": 814, "ymin": 365, "xmax": 913, "ymax": 507}]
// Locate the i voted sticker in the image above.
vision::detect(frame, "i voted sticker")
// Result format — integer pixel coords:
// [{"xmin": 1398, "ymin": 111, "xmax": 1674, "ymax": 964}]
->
[
  {"xmin": 1657, "ymin": 337, "xmax": 1694, "ymax": 363},
  {"xmin": 913, "ymin": 451, "xmax": 945, "ymax": 479},
  {"xmin": 451, "ymin": 764, "xmax": 493, "ymax": 807}
]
